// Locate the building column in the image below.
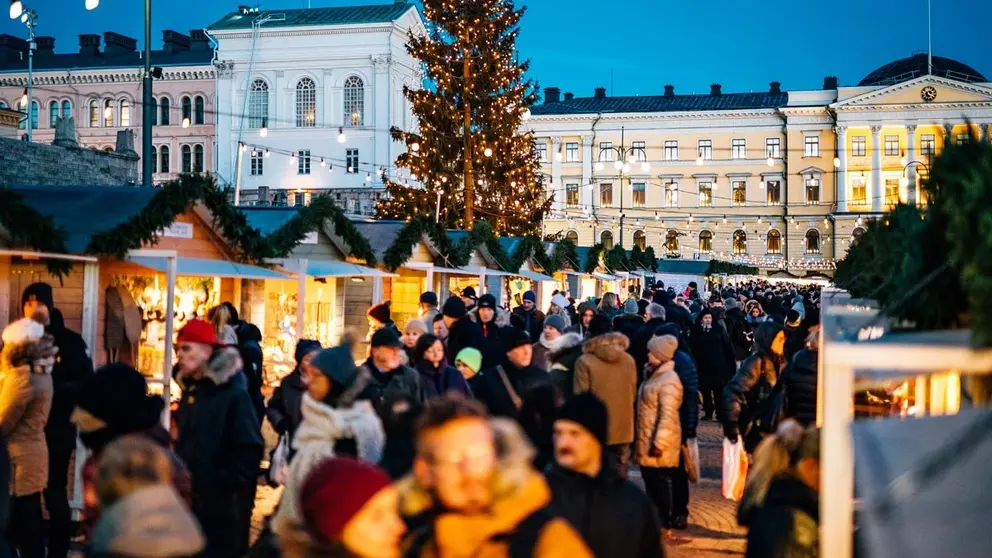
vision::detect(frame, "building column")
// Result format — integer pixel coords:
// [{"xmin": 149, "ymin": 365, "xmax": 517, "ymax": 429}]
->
[
  {"xmin": 905, "ymin": 124, "xmax": 917, "ymax": 206},
  {"xmin": 581, "ymin": 134, "xmax": 593, "ymax": 209},
  {"xmin": 551, "ymin": 136, "xmax": 563, "ymax": 212},
  {"xmin": 372, "ymin": 56, "xmax": 392, "ymax": 187},
  {"xmin": 835, "ymin": 126, "xmax": 848, "ymax": 213},
  {"xmin": 870, "ymin": 125, "xmax": 883, "ymax": 213}
]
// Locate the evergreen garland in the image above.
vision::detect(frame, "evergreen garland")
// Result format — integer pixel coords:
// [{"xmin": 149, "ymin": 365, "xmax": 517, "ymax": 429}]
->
[
  {"xmin": 381, "ymin": 216, "xmax": 439, "ymax": 272},
  {"xmin": 583, "ymin": 244, "xmax": 605, "ymax": 274},
  {"xmin": 629, "ymin": 245, "xmax": 645, "ymax": 269},
  {"xmin": 643, "ymin": 246, "xmax": 658, "ymax": 272},
  {"xmin": 604, "ymin": 245, "xmax": 631, "ymax": 273},
  {"xmin": 706, "ymin": 260, "xmax": 759, "ymax": 276},
  {"xmin": 0, "ymin": 188, "xmax": 73, "ymax": 276}
]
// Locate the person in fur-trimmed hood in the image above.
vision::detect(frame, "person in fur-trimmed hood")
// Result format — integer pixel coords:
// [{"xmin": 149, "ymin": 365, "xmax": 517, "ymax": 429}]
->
[
  {"xmin": 547, "ymin": 331, "xmax": 585, "ymax": 401},
  {"xmin": 174, "ymin": 319, "xmax": 264, "ymax": 558},
  {"xmin": 530, "ymin": 314, "xmax": 574, "ymax": 373},
  {"xmin": 0, "ymin": 314, "xmax": 55, "ymax": 558}
]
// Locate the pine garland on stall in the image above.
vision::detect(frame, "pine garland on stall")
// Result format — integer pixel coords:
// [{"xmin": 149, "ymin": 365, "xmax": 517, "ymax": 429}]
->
[
  {"xmin": 642, "ymin": 246, "xmax": 658, "ymax": 272},
  {"xmin": 583, "ymin": 244, "xmax": 605, "ymax": 274},
  {"xmin": 0, "ymin": 188, "xmax": 73, "ymax": 276}
]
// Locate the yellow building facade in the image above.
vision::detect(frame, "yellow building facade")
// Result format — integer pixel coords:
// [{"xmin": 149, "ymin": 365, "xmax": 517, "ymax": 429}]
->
[{"xmin": 528, "ymin": 54, "xmax": 992, "ymax": 277}]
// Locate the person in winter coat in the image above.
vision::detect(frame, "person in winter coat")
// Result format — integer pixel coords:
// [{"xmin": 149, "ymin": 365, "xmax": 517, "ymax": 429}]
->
[
  {"xmin": 597, "ymin": 292, "xmax": 622, "ymax": 320},
  {"xmin": 547, "ymin": 293, "xmax": 573, "ymax": 330},
  {"xmin": 442, "ymin": 297, "xmax": 487, "ymax": 368},
  {"xmin": 174, "ymin": 319, "xmax": 265, "ymax": 558},
  {"xmin": 266, "ymin": 339, "xmax": 322, "ymax": 452},
  {"xmin": 431, "ymin": 313, "xmax": 449, "ymax": 344},
  {"xmin": 517, "ymin": 383, "xmax": 559, "ymax": 472},
  {"xmin": 531, "ymin": 314, "xmax": 568, "ymax": 372},
  {"xmin": 411, "ymin": 334, "xmax": 471, "ymax": 399},
  {"xmin": 630, "ymin": 303, "xmax": 667, "ymax": 378},
  {"xmin": 400, "ymin": 396, "xmax": 593, "ymax": 558},
  {"xmin": 547, "ymin": 394, "xmax": 664, "ymax": 558},
  {"xmin": 781, "ymin": 329, "xmax": 819, "ymax": 427},
  {"xmin": 0, "ymin": 315, "xmax": 55, "ymax": 558},
  {"xmin": 745, "ymin": 300, "xmax": 768, "ymax": 326},
  {"xmin": 723, "ymin": 298, "xmax": 754, "ymax": 362},
  {"xmin": 740, "ymin": 420, "xmax": 820, "ymax": 558},
  {"xmin": 723, "ymin": 322, "xmax": 787, "ymax": 453},
  {"xmin": 567, "ymin": 301, "xmax": 597, "ymax": 338},
  {"xmin": 512, "ymin": 291, "xmax": 546, "ymax": 343},
  {"xmin": 402, "ymin": 320, "xmax": 429, "ymax": 363},
  {"xmin": 357, "ymin": 328, "xmax": 423, "ymax": 414},
  {"xmin": 418, "ymin": 292, "xmax": 440, "ymax": 326},
  {"xmin": 547, "ymin": 332, "xmax": 584, "ymax": 402},
  {"xmin": 213, "ymin": 303, "xmax": 265, "ymax": 425},
  {"xmin": 366, "ymin": 302, "xmax": 400, "ymax": 346},
  {"xmin": 654, "ymin": 324, "xmax": 698, "ymax": 529},
  {"xmin": 783, "ymin": 310, "xmax": 809, "ymax": 363},
  {"xmin": 691, "ymin": 309, "xmax": 737, "ymax": 421},
  {"xmin": 635, "ymin": 335, "xmax": 683, "ymax": 531},
  {"xmin": 90, "ymin": 436, "xmax": 205, "ymax": 558},
  {"xmin": 573, "ymin": 332, "xmax": 637, "ymax": 477},
  {"xmin": 473, "ymin": 327, "xmax": 551, "ymax": 419},
  {"xmin": 613, "ymin": 300, "xmax": 645, "ymax": 345},
  {"xmin": 378, "ymin": 394, "xmax": 422, "ymax": 480},
  {"xmin": 273, "ymin": 334, "xmax": 387, "ymax": 558},
  {"xmin": 475, "ymin": 294, "xmax": 505, "ymax": 371}
]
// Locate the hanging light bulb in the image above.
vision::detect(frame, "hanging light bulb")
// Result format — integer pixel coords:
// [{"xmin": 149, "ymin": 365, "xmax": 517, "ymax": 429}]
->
[
  {"xmin": 250, "ymin": 149, "xmax": 257, "ymax": 157},
  {"xmin": 410, "ymin": 141, "xmax": 420, "ymax": 152},
  {"xmin": 327, "ymin": 164, "xmax": 333, "ymax": 172},
  {"xmin": 239, "ymin": 143, "xmax": 247, "ymax": 153},
  {"xmin": 759, "ymin": 180, "xmax": 766, "ymax": 189},
  {"xmin": 766, "ymin": 156, "xmax": 774, "ymax": 167},
  {"xmin": 19, "ymin": 88, "xmax": 27, "ymax": 107},
  {"xmin": 182, "ymin": 117, "xmax": 190, "ymax": 129},
  {"xmin": 613, "ymin": 159, "xmax": 623, "ymax": 171},
  {"xmin": 833, "ymin": 157, "xmax": 840, "ymax": 168},
  {"xmin": 722, "ymin": 215, "xmax": 728, "ymax": 224},
  {"xmin": 757, "ymin": 216, "xmax": 762, "ymax": 224},
  {"xmin": 320, "ymin": 158, "xmax": 326, "ymax": 167},
  {"xmin": 366, "ymin": 173, "xmax": 372, "ymax": 182},
  {"xmin": 337, "ymin": 127, "xmax": 347, "ymax": 144},
  {"xmin": 264, "ymin": 149, "xmax": 270, "ymax": 158},
  {"xmin": 520, "ymin": 107, "xmax": 531, "ymax": 121},
  {"xmin": 259, "ymin": 125, "xmax": 268, "ymax": 138},
  {"xmin": 622, "ymin": 163, "xmax": 631, "ymax": 174},
  {"xmin": 554, "ymin": 151, "xmax": 563, "ymax": 162},
  {"xmin": 696, "ymin": 156, "xmax": 704, "ymax": 166},
  {"xmin": 689, "ymin": 213, "xmax": 694, "ymax": 222}
]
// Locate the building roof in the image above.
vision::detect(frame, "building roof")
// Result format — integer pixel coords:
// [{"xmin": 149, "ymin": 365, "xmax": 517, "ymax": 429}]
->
[
  {"xmin": 531, "ymin": 91, "xmax": 789, "ymax": 116},
  {"xmin": 0, "ymin": 48, "xmax": 213, "ymax": 74},
  {"xmin": 208, "ymin": 2, "xmax": 415, "ymax": 31},
  {"xmin": 351, "ymin": 220, "xmax": 408, "ymax": 260},
  {"xmin": 858, "ymin": 54, "xmax": 987, "ymax": 87}
]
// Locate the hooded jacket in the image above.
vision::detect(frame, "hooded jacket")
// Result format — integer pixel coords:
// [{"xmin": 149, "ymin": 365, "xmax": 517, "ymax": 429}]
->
[
  {"xmin": 566, "ymin": 301, "xmax": 598, "ymax": 338},
  {"xmin": 743, "ymin": 475, "xmax": 819, "ymax": 558},
  {"xmin": 635, "ymin": 361, "xmax": 683, "ymax": 468},
  {"xmin": 233, "ymin": 320, "xmax": 266, "ymax": 424},
  {"xmin": 400, "ymin": 419, "xmax": 593, "ymax": 558},
  {"xmin": 546, "ymin": 333, "xmax": 584, "ymax": 400},
  {"xmin": 45, "ymin": 308, "xmax": 94, "ymax": 450},
  {"xmin": 573, "ymin": 333, "xmax": 637, "ymax": 446},
  {"xmin": 90, "ymin": 484, "xmax": 205, "ymax": 558},
  {"xmin": 531, "ymin": 331, "xmax": 581, "ymax": 373},
  {"xmin": 0, "ymin": 331, "xmax": 55, "ymax": 496}
]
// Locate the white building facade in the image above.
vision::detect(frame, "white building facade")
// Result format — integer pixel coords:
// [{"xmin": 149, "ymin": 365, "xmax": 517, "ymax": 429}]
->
[{"xmin": 208, "ymin": 3, "xmax": 423, "ymax": 213}]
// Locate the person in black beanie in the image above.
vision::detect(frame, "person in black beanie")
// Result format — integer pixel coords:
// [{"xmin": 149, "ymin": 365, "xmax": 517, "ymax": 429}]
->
[
  {"xmin": 547, "ymin": 393, "xmax": 663, "ymax": 558},
  {"xmin": 472, "ymin": 327, "xmax": 549, "ymax": 419},
  {"xmin": 21, "ymin": 283, "xmax": 93, "ymax": 558},
  {"xmin": 441, "ymin": 296, "xmax": 486, "ymax": 367},
  {"xmin": 586, "ymin": 313, "xmax": 614, "ymax": 338},
  {"xmin": 266, "ymin": 339, "xmax": 322, "ymax": 457}
]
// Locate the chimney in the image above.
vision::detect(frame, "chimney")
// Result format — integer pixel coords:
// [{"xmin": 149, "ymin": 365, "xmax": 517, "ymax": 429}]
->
[
  {"xmin": 769, "ymin": 81, "xmax": 781, "ymax": 94},
  {"xmin": 0, "ymin": 34, "xmax": 28, "ymax": 63},
  {"xmin": 189, "ymin": 29, "xmax": 210, "ymax": 51},
  {"xmin": 78, "ymin": 34, "xmax": 101, "ymax": 55},
  {"xmin": 823, "ymin": 76, "xmax": 839, "ymax": 90},
  {"xmin": 102, "ymin": 32, "xmax": 137, "ymax": 56},
  {"xmin": 162, "ymin": 30, "xmax": 190, "ymax": 54},
  {"xmin": 664, "ymin": 84, "xmax": 675, "ymax": 98},
  {"xmin": 563, "ymin": 92, "xmax": 574, "ymax": 102},
  {"xmin": 34, "ymin": 36, "xmax": 55, "ymax": 56},
  {"xmin": 543, "ymin": 87, "xmax": 561, "ymax": 104},
  {"xmin": 594, "ymin": 87, "xmax": 606, "ymax": 99},
  {"xmin": 710, "ymin": 83, "xmax": 722, "ymax": 96}
]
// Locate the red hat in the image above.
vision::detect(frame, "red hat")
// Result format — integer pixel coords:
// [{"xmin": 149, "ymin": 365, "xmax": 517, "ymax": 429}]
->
[
  {"xmin": 177, "ymin": 319, "xmax": 219, "ymax": 347},
  {"xmin": 300, "ymin": 457, "xmax": 392, "ymax": 542}
]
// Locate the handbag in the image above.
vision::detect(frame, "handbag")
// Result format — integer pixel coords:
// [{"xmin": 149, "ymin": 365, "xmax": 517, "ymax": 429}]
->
[
  {"xmin": 268, "ymin": 435, "xmax": 289, "ymax": 486},
  {"xmin": 682, "ymin": 438, "xmax": 700, "ymax": 483}
]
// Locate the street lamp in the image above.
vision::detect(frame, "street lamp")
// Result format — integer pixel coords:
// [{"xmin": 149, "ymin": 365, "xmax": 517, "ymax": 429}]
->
[
  {"xmin": 9, "ymin": 4, "xmax": 36, "ymax": 141},
  {"xmin": 900, "ymin": 160, "xmax": 930, "ymax": 200},
  {"xmin": 598, "ymin": 126, "xmax": 649, "ymax": 248}
]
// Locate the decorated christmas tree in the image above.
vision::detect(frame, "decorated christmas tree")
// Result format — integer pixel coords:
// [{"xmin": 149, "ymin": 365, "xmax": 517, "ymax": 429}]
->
[{"xmin": 375, "ymin": 0, "xmax": 551, "ymax": 236}]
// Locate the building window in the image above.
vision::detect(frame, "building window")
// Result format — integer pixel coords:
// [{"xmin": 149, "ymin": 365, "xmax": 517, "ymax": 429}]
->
[
  {"xmin": 765, "ymin": 138, "xmax": 780, "ymax": 159},
  {"xmin": 248, "ymin": 79, "xmax": 268, "ymax": 129},
  {"xmin": 732, "ymin": 180, "xmax": 747, "ymax": 206},
  {"xmin": 566, "ymin": 184, "xmax": 579, "ymax": 208},
  {"xmin": 343, "ymin": 76, "xmax": 364, "ymax": 127},
  {"xmin": 664, "ymin": 182, "xmax": 679, "ymax": 207},
  {"xmin": 119, "ymin": 99, "xmax": 131, "ymax": 127},
  {"xmin": 733, "ymin": 230, "xmax": 747, "ymax": 254},
  {"xmin": 89, "ymin": 100, "xmax": 99, "ymax": 127},
  {"xmin": 566, "ymin": 230, "xmax": 579, "ymax": 244},
  {"xmin": 150, "ymin": 146, "xmax": 157, "ymax": 174},
  {"xmin": 194, "ymin": 144, "xmax": 204, "ymax": 172},
  {"xmin": 766, "ymin": 229, "xmax": 782, "ymax": 254},
  {"xmin": 851, "ymin": 177, "xmax": 867, "ymax": 205},
  {"xmin": 159, "ymin": 146, "xmax": 170, "ymax": 173},
  {"xmin": 599, "ymin": 142, "xmax": 614, "ymax": 162},
  {"xmin": 599, "ymin": 183, "xmax": 613, "ymax": 207},
  {"xmin": 852, "ymin": 136, "xmax": 867, "ymax": 157},
  {"xmin": 160, "ymin": 97, "xmax": 170, "ymax": 126},
  {"xmin": 194, "ymin": 96, "xmax": 205, "ymax": 125},
  {"xmin": 250, "ymin": 149, "xmax": 264, "ymax": 176},
  {"xmin": 804, "ymin": 135, "xmax": 820, "ymax": 157},
  {"xmin": 346, "ymin": 149, "xmax": 359, "ymax": 173},
  {"xmin": 49, "ymin": 101, "xmax": 58, "ymax": 128},
  {"xmin": 565, "ymin": 142, "xmax": 579, "ymax": 162},
  {"xmin": 600, "ymin": 231, "xmax": 614, "ymax": 250},
  {"xmin": 765, "ymin": 180, "xmax": 781, "ymax": 205},
  {"xmin": 631, "ymin": 140, "xmax": 647, "ymax": 162},
  {"xmin": 698, "ymin": 182, "xmax": 713, "ymax": 207},
  {"xmin": 884, "ymin": 135, "xmax": 899, "ymax": 156},
  {"xmin": 699, "ymin": 230, "xmax": 713, "ymax": 252},
  {"xmin": 665, "ymin": 230, "xmax": 680, "ymax": 257},
  {"xmin": 805, "ymin": 229, "xmax": 821, "ymax": 254},
  {"xmin": 103, "ymin": 99, "xmax": 114, "ymax": 127},
  {"xmin": 632, "ymin": 182, "xmax": 646, "ymax": 207},
  {"xmin": 956, "ymin": 133, "xmax": 970, "ymax": 145},
  {"xmin": 181, "ymin": 96, "xmax": 192, "ymax": 124},
  {"xmin": 536, "ymin": 142, "xmax": 548, "ymax": 162},
  {"xmin": 664, "ymin": 140, "xmax": 678, "ymax": 161},
  {"xmin": 633, "ymin": 230, "xmax": 646, "ymax": 250},
  {"xmin": 298, "ymin": 150, "xmax": 312, "ymax": 175},
  {"xmin": 698, "ymin": 139, "xmax": 712, "ymax": 160},
  {"xmin": 885, "ymin": 178, "xmax": 900, "ymax": 205},
  {"xmin": 181, "ymin": 145, "xmax": 192, "ymax": 173},
  {"xmin": 805, "ymin": 176, "xmax": 821, "ymax": 204},
  {"xmin": 732, "ymin": 138, "xmax": 746, "ymax": 159},
  {"xmin": 296, "ymin": 77, "xmax": 317, "ymax": 128},
  {"xmin": 920, "ymin": 134, "xmax": 935, "ymax": 156}
]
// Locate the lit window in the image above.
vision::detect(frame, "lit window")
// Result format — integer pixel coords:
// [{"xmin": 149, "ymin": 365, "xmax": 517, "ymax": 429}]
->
[
  {"xmin": 250, "ymin": 149, "xmax": 264, "ymax": 176},
  {"xmin": 920, "ymin": 134, "xmax": 935, "ymax": 156},
  {"xmin": 599, "ymin": 183, "xmax": 613, "ymax": 207},
  {"xmin": 852, "ymin": 136, "xmax": 866, "ymax": 157},
  {"xmin": 664, "ymin": 182, "xmax": 678, "ymax": 207},
  {"xmin": 698, "ymin": 230, "xmax": 713, "ymax": 252},
  {"xmin": 766, "ymin": 229, "xmax": 782, "ymax": 254},
  {"xmin": 851, "ymin": 177, "xmax": 867, "ymax": 205},
  {"xmin": 631, "ymin": 141, "xmax": 647, "ymax": 162},
  {"xmin": 665, "ymin": 230, "xmax": 680, "ymax": 257},
  {"xmin": 565, "ymin": 184, "xmax": 579, "ymax": 208},
  {"xmin": 698, "ymin": 139, "xmax": 712, "ymax": 160},
  {"xmin": 765, "ymin": 138, "xmax": 780, "ymax": 158},
  {"xmin": 89, "ymin": 100, "xmax": 99, "ymax": 127},
  {"xmin": 248, "ymin": 79, "xmax": 268, "ymax": 129},
  {"xmin": 732, "ymin": 181, "xmax": 747, "ymax": 206},
  {"xmin": 805, "ymin": 229, "xmax": 821, "ymax": 254},
  {"xmin": 296, "ymin": 77, "xmax": 317, "ymax": 128},
  {"xmin": 765, "ymin": 180, "xmax": 781, "ymax": 205},
  {"xmin": 956, "ymin": 134, "xmax": 970, "ymax": 145},
  {"xmin": 804, "ymin": 135, "xmax": 819, "ymax": 157},
  {"xmin": 805, "ymin": 176, "xmax": 821, "ymax": 204},
  {"xmin": 103, "ymin": 99, "xmax": 114, "ymax": 127},
  {"xmin": 633, "ymin": 230, "xmax": 646, "ymax": 250},
  {"xmin": 298, "ymin": 150, "xmax": 312, "ymax": 175},
  {"xmin": 664, "ymin": 140, "xmax": 678, "ymax": 161},
  {"xmin": 600, "ymin": 231, "xmax": 614, "ymax": 250},
  {"xmin": 346, "ymin": 149, "xmax": 359, "ymax": 173},
  {"xmin": 119, "ymin": 99, "xmax": 130, "ymax": 127},
  {"xmin": 343, "ymin": 76, "xmax": 364, "ymax": 127},
  {"xmin": 733, "ymin": 230, "xmax": 747, "ymax": 254},
  {"xmin": 565, "ymin": 142, "xmax": 579, "ymax": 162},
  {"xmin": 632, "ymin": 183, "xmax": 646, "ymax": 207},
  {"xmin": 732, "ymin": 138, "xmax": 746, "ymax": 159},
  {"xmin": 884, "ymin": 135, "xmax": 899, "ymax": 156},
  {"xmin": 698, "ymin": 182, "xmax": 712, "ymax": 207},
  {"xmin": 885, "ymin": 178, "xmax": 900, "ymax": 205}
]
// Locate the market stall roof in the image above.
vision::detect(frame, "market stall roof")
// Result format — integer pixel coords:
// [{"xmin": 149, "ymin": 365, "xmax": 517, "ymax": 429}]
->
[
  {"xmin": 431, "ymin": 265, "xmax": 479, "ymax": 276},
  {"xmin": 592, "ymin": 272, "xmax": 621, "ymax": 282},
  {"xmin": 656, "ymin": 259, "xmax": 710, "ymax": 275},
  {"xmin": 304, "ymin": 260, "xmax": 397, "ymax": 278},
  {"xmin": 516, "ymin": 269, "xmax": 556, "ymax": 283},
  {"xmin": 128, "ymin": 256, "xmax": 290, "ymax": 280},
  {"xmin": 350, "ymin": 220, "xmax": 410, "ymax": 260}
]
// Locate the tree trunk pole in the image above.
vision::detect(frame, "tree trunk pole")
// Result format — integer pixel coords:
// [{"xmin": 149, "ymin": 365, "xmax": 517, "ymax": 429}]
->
[{"xmin": 462, "ymin": 45, "xmax": 475, "ymax": 228}]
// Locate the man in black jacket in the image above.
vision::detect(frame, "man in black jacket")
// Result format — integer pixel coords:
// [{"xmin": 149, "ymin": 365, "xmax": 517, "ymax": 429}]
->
[
  {"xmin": 475, "ymin": 294, "xmax": 504, "ymax": 370},
  {"xmin": 358, "ymin": 328, "xmax": 423, "ymax": 413},
  {"xmin": 473, "ymin": 327, "xmax": 549, "ymax": 419},
  {"xmin": 690, "ymin": 308, "xmax": 737, "ymax": 421},
  {"xmin": 22, "ymin": 283, "xmax": 93, "ymax": 558},
  {"xmin": 630, "ymin": 303, "xmax": 667, "ymax": 379},
  {"xmin": 442, "ymin": 296, "xmax": 487, "ymax": 365},
  {"xmin": 547, "ymin": 394, "xmax": 663, "ymax": 558},
  {"xmin": 175, "ymin": 319, "xmax": 264, "ymax": 558}
]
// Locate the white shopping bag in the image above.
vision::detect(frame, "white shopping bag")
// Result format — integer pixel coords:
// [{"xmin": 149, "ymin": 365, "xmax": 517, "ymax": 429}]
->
[
  {"xmin": 269, "ymin": 435, "xmax": 289, "ymax": 486},
  {"xmin": 721, "ymin": 437, "xmax": 748, "ymax": 501}
]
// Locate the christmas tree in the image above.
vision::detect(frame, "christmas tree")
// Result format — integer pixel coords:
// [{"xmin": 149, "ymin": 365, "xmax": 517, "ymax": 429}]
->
[{"xmin": 375, "ymin": 0, "xmax": 551, "ymax": 237}]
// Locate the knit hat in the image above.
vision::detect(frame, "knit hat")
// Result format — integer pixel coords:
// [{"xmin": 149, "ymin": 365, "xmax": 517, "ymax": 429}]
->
[
  {"xmin": 300, "ymin": 457, "xmax": 393, "ymax": 543},
  {"xmin": 502, "ymin": 327, "xmax": 532, "ymax": 352},
  {"xmin": 311, "ymin": 343, "xmax": 360, "ymax": 387},
  {"xmin": 461, "ymin": 286, "xmax": 477, "ymax": 300},
  {"xmin": 77, "ymin": 364, "xmax": 165, "ymax": 432},
  {"xmin": 724, "ymin": 298, "xmax": 740, "ymax": 310},
  {"xmin": 557, "ymin": 393, "xmax": 608, "ymax": 447},
  {"xmin": 22, "ymin": 282, "xmax": 54, "ymax": 314},
  {"xmin": 648, "ymin": 335, "xmax": 679, "ymax": 363},
  {"xmin": 366, "ymin": 302, "xmax": 391, "ymax": 325},
  {"xmin": 442, "ymin": 296, "xmax": 466, "ymax": 320},
  {"xmin": 176, "ymin": 319, "xmax": 218, "ymax": 347},
  {"xmin": 477, "ymin": 294, "xmax": 497, "ymax": 310},
  {"xmin": 404, "ymin": 319, "xmax": 429, "ymax": 336},
  {"xmin": 295, "ymin": 339, "xmax": 322, "ymax": 363},
  {"xmin": 656, "ymin": 322, "xmax": 682, "ymax": 339},
  {"xmin": 550, "ymin": 293, "xmax": 569, "ymax": 309},
  {"xmin": 454, "ymin": 347, "xmax": 483, "ymax": 374},
  {"xmin": 1, "ymin": 316, "xmax": 45, "ymax": 345},
  {"xmin": 370, "ymin": 327, "xmax": 404, "ymax": 349},
  {"xmin": 623, "ymin": 299, "xmax": 639, "ymax": 315},
  {"xmin": 544, "ymin": 314, "xmax": 566, "ymax": 334},
  {"xmin": 419, "ymin": 291, "xmax": 438, "ymax": 306},
  {"xmin": 588, "ymin": 314, "xmax": 613, "ymax": 337},
  {"xmin": 522, "ymin": 291, "xmax": 536, "ymax": 303}
]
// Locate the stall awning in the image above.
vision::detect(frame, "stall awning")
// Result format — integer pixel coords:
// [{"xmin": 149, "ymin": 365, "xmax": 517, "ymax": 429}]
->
[
  {"xmin": 430, "ymin": 266, "xmax": 479, "ymax": 276},
  {"xmin": 516, "ymin": 270, "xmax": 556, "ymax": 283},
  {"xmin": 128, "ymin": 256, "xmax": 290, "ymax": 280},
  {"xmin": 304, "ymin": 260, "xmax": 397, "ymax": 278},
  {"xmin": 482, "ymin": 269, "xmax": 516, "ymax": 277},
  {"xmin": 593, "ymin": 272, "xmax": 620, "ymax": 282}
]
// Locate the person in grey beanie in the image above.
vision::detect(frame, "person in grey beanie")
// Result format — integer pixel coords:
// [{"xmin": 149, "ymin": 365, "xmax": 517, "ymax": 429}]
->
[{"xmin": 531, "ymin": 314, "xmax": 582, "ymax": 373}]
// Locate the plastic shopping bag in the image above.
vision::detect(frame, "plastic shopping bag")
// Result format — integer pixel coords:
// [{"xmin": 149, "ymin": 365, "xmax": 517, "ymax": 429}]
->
[
  {"xmin": 683, "ymin": 439, "xmax": 700, "ymax": 483},
  {"xmin": 269, "ymin": 435, "xmax": 289, "ymax": 486},
  {"xmin": 721, "ymin": 437, "xmax": 748, "ymax": 501}
]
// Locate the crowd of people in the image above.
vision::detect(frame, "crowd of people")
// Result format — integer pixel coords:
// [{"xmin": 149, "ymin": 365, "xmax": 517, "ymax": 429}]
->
[{"xmin": 0, "ymin": 277, "xmax": 825, "ymax": 558}]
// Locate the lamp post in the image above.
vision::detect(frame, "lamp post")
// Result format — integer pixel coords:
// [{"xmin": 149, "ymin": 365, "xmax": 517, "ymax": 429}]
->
[
  {"xmin": 9, "ymin": 1, "xmax": 36, "ymax": 142},
  {"xmin": 593, "ymin": 126, "xmax": 650, "ymax": 248}
]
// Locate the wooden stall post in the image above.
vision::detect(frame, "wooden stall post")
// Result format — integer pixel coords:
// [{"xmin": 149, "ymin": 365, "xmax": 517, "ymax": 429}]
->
[{"xmin": 296, "ymin": 258, "xmax": 308, "ymax": 341}]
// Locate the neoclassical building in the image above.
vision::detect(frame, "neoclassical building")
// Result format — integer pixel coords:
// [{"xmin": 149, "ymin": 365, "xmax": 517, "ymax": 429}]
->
[
  {"xmin": 529, "ymin": 54, "xmax": 991, "ymax": 276},
  {"xmin": 0, "ymin": 30, "xmax": 215, "ymax": 184},
  {"xmin": 208, "ymin": 3, "xmax": 424, "ymax": 214}
]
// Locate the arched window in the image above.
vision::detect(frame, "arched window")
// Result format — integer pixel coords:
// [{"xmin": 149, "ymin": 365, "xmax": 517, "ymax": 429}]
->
[
  {"xmin": 61, "ymin": 100, "xmax": 71, "ymax": 119},
  {"xmin": 150, "ymin": 98, "xmax": 157, "ymax": 125},
  {"xmin": 193, "ymin": 144, "xmax": 204, "ymax": 172},
  {"xmin": 343, "ymin": 76, "xmax": 364, "ymax": 127},
  {"xmin": 16, "ymin": 100, "xmax": 25, "ymax": 130},
  {"xmin": 805, "ymin": 229, "xmax": 821, "ymax": 254},
  {"xmin": 698, "ymin": 230, "xmax": 713, "ymax": 252},
  {"xmin": 103, "ymin": 99, "xmax": 114, "ymax": 127},
  {"xmin": 160, "ymin": 97, "xmax": 171, "ymax": 126},
  {"xmin": 159, "ymin": 145, "xmax": 170, "ymax": 173},
  {"xmin": 626, "ymin": 230, "xmax": 643, "ymax": 250},
  {"xmin": 565, "ymin": 230, "xmax": 579, "ymax": 245},
  {"xmin": 119, "ymin": 99, "xmax": 130, "ymax": 127},
  {"xmin": 89, "ymin": 100, "xmax": 99, "ymax": 127},
  {"xmin": 150, "ymin": 146, "xmax": 158, "ymax": 174},
  {"xmin": 665, "ymin": 230, "xmax": 680, "ymax": 257},
  {"xmin": 600, "ymin": 230, "xmax": 614, "ymax": 251},
  {"xmin": 766, "ymin": 229, "xmax": 782, "ymax": 254},
  {"xmin": 248, "ymin": 79, "xmax": 268, "ymax": 129},
  {"xmin": 0, "ymin": 101, "xmax": 6, "ymax": 109},
  {"xmin": 30, "ymin": 100, "xmax": 38, "ymax": 129},
  {"xmin": 851, "ymin": 226, "xmax": 866, "ymax": 245},
  {"xmin": 181, "ymin": 145, "xmax": 192, "ymax": 173},
  {"xmin": 733, "ymin": 230, "xmax": 748, "ymax": 254},
  {"xmin": 194, "ymin": 95, "xmax": 205, "ymax": 125},
  {"xmin": 49, "ymin": 101, "xmax": 59, "ymax": 128},
  {"xmin": 181, "ymin": 96, "xmax": 192, "ymax": 124},
  {"xmin": 296, "ymin": 77, "xmax": 316, "ymax": 128}
]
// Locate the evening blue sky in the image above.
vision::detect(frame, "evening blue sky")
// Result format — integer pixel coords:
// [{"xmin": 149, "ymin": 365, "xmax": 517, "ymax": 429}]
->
[{"xmin": 1, "ymin": 0, "xmax": 988, "ymax": 96}]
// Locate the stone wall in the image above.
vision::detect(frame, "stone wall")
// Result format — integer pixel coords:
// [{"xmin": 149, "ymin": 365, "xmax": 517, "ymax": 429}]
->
[{"xmin": 0, "ymin": 135, "xmax": 139, "ymax": 186}]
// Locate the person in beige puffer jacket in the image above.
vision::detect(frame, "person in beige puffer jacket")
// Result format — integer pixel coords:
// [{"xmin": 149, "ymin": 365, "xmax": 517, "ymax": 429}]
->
[{"xmin": 635, "ymin": 334, "xmax": 683, "ymax": 530}]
